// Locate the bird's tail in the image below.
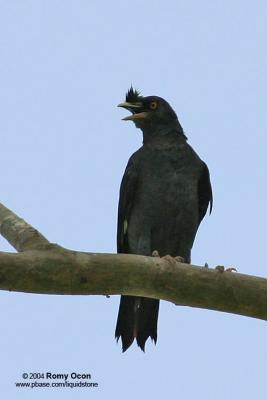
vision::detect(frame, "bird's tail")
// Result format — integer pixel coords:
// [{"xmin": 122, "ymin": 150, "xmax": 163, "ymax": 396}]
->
[{"xmin": 115, "ymin": 295, "xmax": 159, "ymax": 352}]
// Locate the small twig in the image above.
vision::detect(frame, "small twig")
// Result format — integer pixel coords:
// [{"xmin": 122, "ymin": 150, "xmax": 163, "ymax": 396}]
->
[{"xmin": 0, "ymin": 203, "xmax": 49, "ymax": 252}]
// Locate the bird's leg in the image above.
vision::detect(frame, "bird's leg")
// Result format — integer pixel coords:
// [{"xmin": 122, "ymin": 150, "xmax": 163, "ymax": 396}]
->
[
  {"xmin": 152, "ymin": 250, "xmax": 185, "ymax": 265},
  {"xmin": 215, "ymin": 265, "xmax": 237, "ymax": 273},
  {"xmin": 163, "ymin": 255, "xmax": 185, "ymax": 264}
]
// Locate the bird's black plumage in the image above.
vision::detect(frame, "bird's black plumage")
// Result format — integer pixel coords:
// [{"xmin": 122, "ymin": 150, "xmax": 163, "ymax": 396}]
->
[{"xmin": 115, "ymin": 89, "xmax": 213, "ymax": 352}]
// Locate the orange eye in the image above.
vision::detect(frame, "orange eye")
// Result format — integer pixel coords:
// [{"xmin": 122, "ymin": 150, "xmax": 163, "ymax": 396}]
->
[{"xmin": 150, "ymin": 101, "xmax": 158, "ymax": 110}]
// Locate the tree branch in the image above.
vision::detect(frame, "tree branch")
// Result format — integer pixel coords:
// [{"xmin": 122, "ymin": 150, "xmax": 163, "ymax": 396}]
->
[
  {"xmin": 0, "ymin": 202, "xmax": 266, "ymax": 321},
  {"xmin": 0, "ymin": 203, "xmax": 49, "ymax": 251}
]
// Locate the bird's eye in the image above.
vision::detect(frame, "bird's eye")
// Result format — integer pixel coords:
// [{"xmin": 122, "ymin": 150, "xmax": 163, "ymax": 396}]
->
[{"xmin": 149, "ymin": 101, "xmax": 158, "ymax": 110}]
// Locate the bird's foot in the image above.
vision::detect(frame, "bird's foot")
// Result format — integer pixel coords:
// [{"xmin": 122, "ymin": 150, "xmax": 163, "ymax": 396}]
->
[
  {"xmin": 164, "ymin": 255, "xmax": 185, "ymax": 264},
  {"xmin": 226, "ymin": 267, "xmax": 237, "ymax": 272},
  {"xmin": 215, "ymin": 265, "xmax": 237, "ymax": 273},
  {"xmin": 152, "ymin": 250, "xmax": 185, "ymax": 265}
]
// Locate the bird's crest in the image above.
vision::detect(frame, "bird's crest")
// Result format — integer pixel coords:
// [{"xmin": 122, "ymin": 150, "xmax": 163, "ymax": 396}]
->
[{"xmin": 126, "ymin": 86, "xmax": 142, "ymax": 102}]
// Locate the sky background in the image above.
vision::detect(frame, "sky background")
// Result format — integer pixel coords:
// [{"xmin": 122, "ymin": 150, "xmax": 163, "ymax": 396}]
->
[{"xmin": 0, "ymin": 0, "xmax": 267, "ymax": 399}]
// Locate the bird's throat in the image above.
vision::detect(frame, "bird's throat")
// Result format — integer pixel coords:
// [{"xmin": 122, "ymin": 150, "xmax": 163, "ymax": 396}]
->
[{"xmin": 142, "ymin": 124, "xmax": 186, "ymax": 146}]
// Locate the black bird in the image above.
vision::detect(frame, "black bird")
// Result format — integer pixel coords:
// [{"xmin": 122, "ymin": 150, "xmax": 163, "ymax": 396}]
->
[{"xmin": 115, "ymin": 87, "xmax": 212, "ymax": 352}]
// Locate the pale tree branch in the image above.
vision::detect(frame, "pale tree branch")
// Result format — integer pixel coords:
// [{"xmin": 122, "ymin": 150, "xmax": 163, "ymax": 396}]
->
[
  {"xmin": 0, "ymin": 202, "xmax": 266, "ymax": 321},
  {"xmin": 0, "ymin": 203, "xmax": 49, "ymax": 251}
]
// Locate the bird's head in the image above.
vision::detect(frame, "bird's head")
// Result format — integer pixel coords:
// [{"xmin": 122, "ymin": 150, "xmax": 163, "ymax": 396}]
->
[{"xmin": 118, "ymin": 87, "xmax": 179, "ymax": 132}]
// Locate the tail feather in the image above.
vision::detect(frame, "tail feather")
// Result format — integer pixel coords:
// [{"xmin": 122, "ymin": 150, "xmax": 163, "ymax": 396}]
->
[
  {"xmin": 136, "ymin": 297, "xmax": 159, "ymax": 351},
  {"xmin": 115, "ymin": 295, "xmax": 159, "ymax": 352},
  {"xmin": 115, "ymin": 296, "xmax": 136, "ymax": 352}
]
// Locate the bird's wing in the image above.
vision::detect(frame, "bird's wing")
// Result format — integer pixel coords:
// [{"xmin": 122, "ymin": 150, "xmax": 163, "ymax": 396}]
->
[
  {"xmin": 117, "ymin": 155, "xmax": 138, "ymax": 253},
  {"xmin": 198, "ymin": 162, "xmax": 213, "ymax": 225}
]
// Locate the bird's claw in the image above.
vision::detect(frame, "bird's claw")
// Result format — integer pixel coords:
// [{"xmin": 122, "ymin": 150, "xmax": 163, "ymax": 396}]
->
[
  {"xmin": 215, "ymin": 265, "xmax": 225, "ymax": 273},
  {"xmin": 174, "ymin": 256, "xmax": 185, "ymax": 263},
  {"xmin": 162, "ymin": 254, "xmax": 185, "ymax": 265},
  {"xmin": 152, "ymin": 250, "xmax": 185, "ymax": 264},
  {"xmin": 215, "ymin": 265, "xmax": 237, "ymax": 273},
  {"xmin": 225, "ymin": 267, "xmax": 237, "ymax": 272}
]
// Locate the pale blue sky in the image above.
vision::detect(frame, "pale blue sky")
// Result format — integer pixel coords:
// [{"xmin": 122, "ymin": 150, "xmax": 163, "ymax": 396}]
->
[{"xmin": 0, "ymin": 1, "xmax": 266, "ymax": 399}]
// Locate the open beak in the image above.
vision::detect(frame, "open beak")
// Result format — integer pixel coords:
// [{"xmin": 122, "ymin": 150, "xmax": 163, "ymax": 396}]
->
[{"xmin": 117, "ymin": 101, "xmax": 147, "ymax": 121}]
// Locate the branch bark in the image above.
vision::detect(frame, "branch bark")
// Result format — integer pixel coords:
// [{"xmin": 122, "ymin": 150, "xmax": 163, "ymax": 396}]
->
[
  {"xmin": 0, "ymin": 203, "xmax": 49, "ymax": 251},
  {"xmin": 0, "ymin": 202, "xmax": 267, "ymax": 321}
]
